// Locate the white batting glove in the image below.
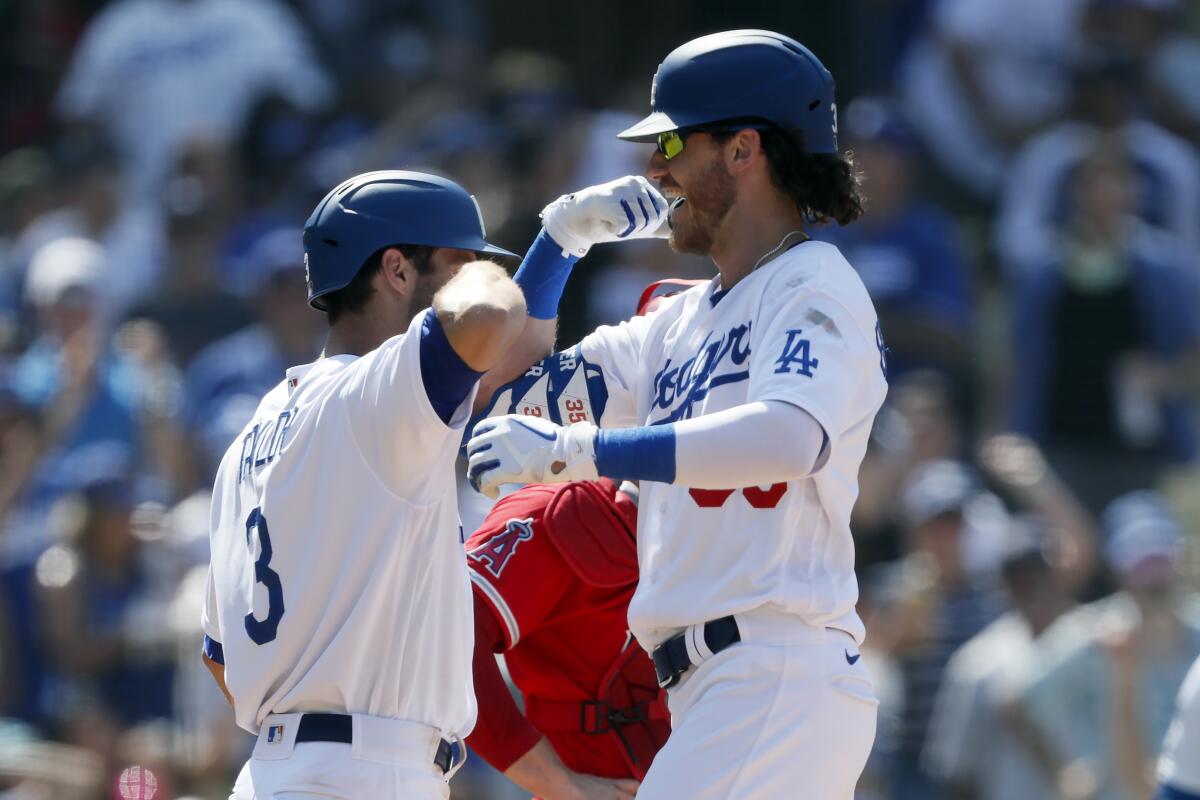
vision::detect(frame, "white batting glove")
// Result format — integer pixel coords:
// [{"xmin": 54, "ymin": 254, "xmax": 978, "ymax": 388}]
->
[
  {"xmin": 466, "ymin": 415, "xmax": 599, "ymax": 499},
  {"xmin": 541, "ymin": 175, "xmax": 671, "ymax": 257}
]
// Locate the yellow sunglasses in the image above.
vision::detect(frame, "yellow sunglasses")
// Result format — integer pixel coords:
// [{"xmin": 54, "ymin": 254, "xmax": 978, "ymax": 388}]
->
[
  {"xmin": 656, "ymin": 130, "xmax": 689, "ymax": 160},
  {"xmin": 656, "ymin": 122, "xmax": 773, "ymax": 160}
]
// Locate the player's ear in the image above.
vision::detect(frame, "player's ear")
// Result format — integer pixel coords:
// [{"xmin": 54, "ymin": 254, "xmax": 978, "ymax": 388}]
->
[
  {"xmin": 727, "ymin": 129, "xmax": 761, "ymax": 172},
  {"xmin": 378, "ymin": 247, "xmax": 414, "ymax": 298}
]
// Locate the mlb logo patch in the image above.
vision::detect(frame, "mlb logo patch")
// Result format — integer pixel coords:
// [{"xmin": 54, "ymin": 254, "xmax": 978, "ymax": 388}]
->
[{"xmin": 267, "ymin": 724, "xmax": 285, "ymax": 743}]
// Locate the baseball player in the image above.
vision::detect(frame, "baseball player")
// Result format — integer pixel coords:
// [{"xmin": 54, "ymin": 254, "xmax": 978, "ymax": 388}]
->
[
  {"xmin": 468, "ymin": 30, "xmax": 887, "ymax": 798},
  {"xmin": 201, "ymin": 170, "xmax": 666, "ymax": 799},
  {"xmin": 1159, "ymin": 655, "xmax": 1200, "ymax": 799},
  {"xmin": 465, "ymin": 479, "xmax": 668, "ymax": 799}
]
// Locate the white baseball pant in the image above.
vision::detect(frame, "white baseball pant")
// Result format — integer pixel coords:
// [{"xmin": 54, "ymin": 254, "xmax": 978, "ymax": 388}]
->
[
  {"xmin": 637, "ymin": 611, "xmax": 878, "ymax": 799},
  {"xmin": 229, "ymin": 713, "xmax": 461, "ymax": 800}
]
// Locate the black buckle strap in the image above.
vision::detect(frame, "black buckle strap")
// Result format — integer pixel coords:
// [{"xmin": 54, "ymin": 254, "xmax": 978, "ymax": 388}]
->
[
  {"xmin": 651, "ymin": 616, "xmax": 741, "ymax": 689},
  {"xmin": 579, "ymin": 700, "xmax": 652, "ymax": 734},
  {"xmin": 434, "ymin": 738, "xmax": 464, "ymax": 774},
  {"xmin": 293, "ymin": 713, "xmax": 462, "ymax": 775}
]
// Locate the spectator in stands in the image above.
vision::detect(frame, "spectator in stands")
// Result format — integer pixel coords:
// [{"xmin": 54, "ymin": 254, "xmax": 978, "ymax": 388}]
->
[
  {"xmin": 183, "ymin": 227, "xmax": 320, "ymax": 476},
  {"xmin": 9, "ymin": 133, "xmax": 164, "ymax": 325},
  {"xmin": 1016, "ymin": 491, "xmax": 1200, "ymax": 800},
  {"xmin": 8, "ymin": 239, "xmax": 185, "ymax": 561},
  {"xmin": 54, "ymin": 0, "xmax": 334, "ymax": 201},
  {"xmin": 0, "ymin": 559, "xmax": 19, "ymax": 717},
  {"xmin": 1081, "ymin": 0, "xmax": 1200, "ymax": 142},
  {"xmin": 0, "ymin": 363, "xmax": 42, "ymax": 532},
  {"xmin": 866, "ymin": 460, "xmax": 1004, "ymax": 800},
  {"xmin": 126, "ymin": 142, "xmax": 250, "ymax": 366},
  {"xmin": 1007, "ymin": 141, "xmax": 1200, "ymax": 512},
  {"xmin": 813, "ymin": 96, "xmax": 973, "ymax": 384},
  {"xmin": 924, "ymin": 518, "xmax": 1085, "ymax": 800},
  {"xmin": 855, "ymin": 371, "xmax": 968, "ymax": 570},
  {"xmin": 974, "ymin": 433, "xmax": 1099, "ymax": 595},
  {"xmin": 34, "ymin": 472, "xmax": 177, "ymax": 745},
  {"xmin": 0, "ymin": 147, "xmax": 57, "ymax": 349},
  {"xmin": 995, "ymin": 49, "xmax": 1200, "ymax": 273},
  {"xmin": 218, "ymin": 96, "xmax": 320, "ymax": 298},
  {"xmin": 899, "ymin": 0, "xmax": 1088, "ymax": 197}
]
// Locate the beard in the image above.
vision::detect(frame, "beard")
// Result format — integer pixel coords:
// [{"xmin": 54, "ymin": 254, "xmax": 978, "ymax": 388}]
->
[
  {"xmin": 669, "ymin": 156, "xmax": 737, "ymax": 256},
  {"xmin": 410, "ymin": 276, "xmax": 438, "ymax": 318}
]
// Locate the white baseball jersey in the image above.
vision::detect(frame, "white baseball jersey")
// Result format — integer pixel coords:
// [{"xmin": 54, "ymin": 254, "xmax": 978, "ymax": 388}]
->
[
  {"xmin": 1159, "ymin": 655, "xmax": 1200, "ymax": 795},
  {"xmin": 579, "ymin": 240, "xmax": 887, "ymax": 649},
  {"xmin": 203, "ymin": 310, "xmax": 478, "ymax": 737}
]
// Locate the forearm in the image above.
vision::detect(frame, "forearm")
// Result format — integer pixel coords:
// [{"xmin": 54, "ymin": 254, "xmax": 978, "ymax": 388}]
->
[
  {"xmin": 142, "ymin": 416, "xmax": 201, "ymax": 497},
  {"xmin": 475, "ymin": 229, "xmax": 577, "ymax": 412},
  {"xmin": 504, "ymin": 737, "xmax": 590, "ymax": 800},
  {"xmin": 1001, "ymin": 698, "xmax": 1077, "ymax": 789},
  {"xmin": 476, "ymin": 317, "xmax": 557, "ymax": 413},
  {"xmin": 594, "ymin": 400, "xmax": 826, "ymax": 487},
  {"xmin": 0, "ymin": 423, "xmax": 43, "ymax": 520},
  {"xmin": 465, "ymin": 597, "xmax": 543, "ymax": 773},
  {"xmin": 202, "ymin": 651, "xmax": 234, "ymax": 708},
  {"xmin": 434, "ymin": 261, "xmax": 527, "ymax": 372},
  {"xmin": 1111, "ymin": 671, "xmax": 1153, "ymax": 799},
  {"xmin": 980, "ymin": 434, "xmax": 1097, "ymax": 594},
  {"xmin": 1021, "ymin": 474, "xmax": 1097, "ymax": 594}
]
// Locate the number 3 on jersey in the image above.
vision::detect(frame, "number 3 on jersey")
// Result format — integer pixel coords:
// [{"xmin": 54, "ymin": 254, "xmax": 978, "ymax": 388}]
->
[{"xmin": 245, "ymin": 507, "xmax": 285, "ymax": 644}]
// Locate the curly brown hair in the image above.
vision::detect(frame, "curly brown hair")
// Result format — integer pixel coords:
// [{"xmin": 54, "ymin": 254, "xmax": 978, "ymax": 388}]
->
[{"xmin": 758, "ymin": 128, "xmax": 865, "ymax": 226}]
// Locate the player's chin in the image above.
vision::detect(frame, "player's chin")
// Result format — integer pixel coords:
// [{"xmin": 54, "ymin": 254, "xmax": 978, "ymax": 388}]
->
[{"xmin": 669, "ymin": 217, "xmax": 713, "ymax": 256}]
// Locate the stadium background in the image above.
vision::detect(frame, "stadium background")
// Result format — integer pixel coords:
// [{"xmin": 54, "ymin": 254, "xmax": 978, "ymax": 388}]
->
[{"xmin": 1, "ymin": 0, "xmax": 1200, "ymax": 798}]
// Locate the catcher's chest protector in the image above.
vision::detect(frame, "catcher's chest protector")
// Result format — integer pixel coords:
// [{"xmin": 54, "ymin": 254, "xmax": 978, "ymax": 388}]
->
[
  {"xmin": 594, "ymin": 636, "xmax": 671, "ymax": 779},
  {"xmin": 541, "ymin": 480, "xmax": 639, "ymax": 588},
  {"xmin": 535, "ymin": 481, "xmax": 669, "ymax": 777}
]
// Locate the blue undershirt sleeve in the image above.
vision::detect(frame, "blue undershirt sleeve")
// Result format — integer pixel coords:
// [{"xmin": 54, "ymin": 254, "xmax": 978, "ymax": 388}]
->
[
  {"xmin": 420, "ymin": 310, "xmax": 485, "ymax": 424},
  {"xmin": 595, "ymin": 425, "xmax": 677, "ymax": 483},
  {"xmin": 512, "ymin": 229, "xmax": 580, "ymax": 319},
  {"xmin": 202, "ymin": 634, "xmax": 224, "ymax": 665},
  {"xmin": 1160, "ymin": 786, "xmax": 1200, "ymax": 800}
]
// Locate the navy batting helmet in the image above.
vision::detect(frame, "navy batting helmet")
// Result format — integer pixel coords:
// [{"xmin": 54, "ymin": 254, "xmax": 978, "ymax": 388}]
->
[
  {"xmin": 303, "ymin": 170, "xmax": 517, "ymax": 310},
  {"xmin": 617, "ymin": 30, "xmax": 839, "ymax": 155}
]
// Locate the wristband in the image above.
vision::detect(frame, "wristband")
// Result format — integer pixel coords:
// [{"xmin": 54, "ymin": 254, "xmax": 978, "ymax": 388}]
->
[
  {"xmin": 512, "ymin": 229, "xmax": 580, "ymax": 320},
  {"xmin": 594, "ymin": 424, "xmax": 677, "ymax": 483}
]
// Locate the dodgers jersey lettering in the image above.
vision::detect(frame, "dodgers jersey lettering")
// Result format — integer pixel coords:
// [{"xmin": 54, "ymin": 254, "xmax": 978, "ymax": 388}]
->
[
  {"xmin": 579, "ymin": 241, "xmax": 888, "ymax": 649},
  {"xmin": 203, "ymin": 310, "xmax": 478, "ymax": 736}
]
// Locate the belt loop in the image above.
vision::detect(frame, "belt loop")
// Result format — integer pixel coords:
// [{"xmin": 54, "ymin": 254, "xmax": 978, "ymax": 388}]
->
[{"xmin": 691, "ymin": 623, "xmax": 714, "ymax": 661}]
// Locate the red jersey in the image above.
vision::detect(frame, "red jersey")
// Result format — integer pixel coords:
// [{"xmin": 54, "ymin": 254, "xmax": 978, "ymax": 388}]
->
[{"xmin": 464, "ymin": 480, "xmax": 668, "ymax": 780}]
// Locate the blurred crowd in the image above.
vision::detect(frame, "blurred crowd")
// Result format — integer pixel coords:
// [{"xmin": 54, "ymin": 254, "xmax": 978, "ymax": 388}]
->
[{"xmin": 0, "ymin": 1, "xmax": 1198, "ymax": 798}]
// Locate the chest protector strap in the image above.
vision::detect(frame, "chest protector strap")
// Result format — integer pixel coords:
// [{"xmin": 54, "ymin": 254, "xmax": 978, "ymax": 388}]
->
[{"xmin": 524, "ymin": 638, "xmax": 670, "ymax": 780}]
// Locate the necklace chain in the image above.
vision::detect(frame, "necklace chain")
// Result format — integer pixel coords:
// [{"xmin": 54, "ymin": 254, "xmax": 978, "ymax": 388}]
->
[{"xmin": 752, "ymin": 229, "xmax": 807, "ymax": 272}]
